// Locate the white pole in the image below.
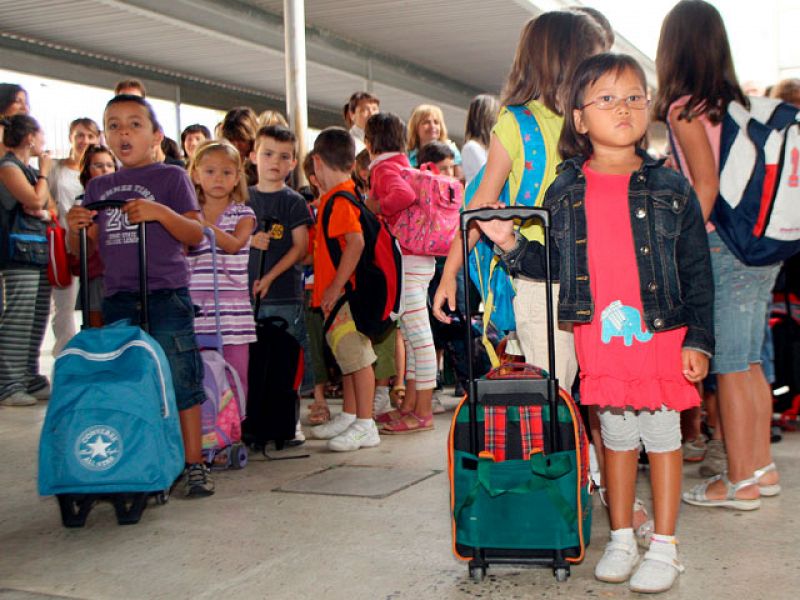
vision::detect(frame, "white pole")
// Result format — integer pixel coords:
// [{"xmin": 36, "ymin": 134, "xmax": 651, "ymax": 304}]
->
[{"xmin": 284, "ymin": 0, "xmax": 308, "ymax": 185}]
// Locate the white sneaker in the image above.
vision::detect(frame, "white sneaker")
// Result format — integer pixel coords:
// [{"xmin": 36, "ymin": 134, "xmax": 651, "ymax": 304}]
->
[
  {"xmin": 294, "ymin": 420, "xmax": 306, "ymax": 442},
  {"xmin": 595, "ymin": 539, "xmax": 640, "ymax": 583},
  {"xmin": 328, "ymin": 420, "xmax": 381, "ymax": 452},
  {"xmin": 310, "ymin": 412, "xmax": 355, "ymax": 440},
  {"xmin": 373, "ymin": 386, "xmax": 391, "ymax": 416},
  {"xmin": 629, "ymin": 550, "xmax": 684, "ymax": 593},
  {"xmin": 29, "ymin": 383, "xmax": 51, "ymax": 401},
  {"xmin": 0, "ymin": 391, "xmax": 38, "ymax": 406},
  {"xmin": 432, "ymin": 392, "xmax": 446, "ymax": 414}
]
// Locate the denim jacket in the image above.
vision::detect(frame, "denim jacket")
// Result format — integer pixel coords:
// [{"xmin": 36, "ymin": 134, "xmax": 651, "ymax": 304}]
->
[{"xmin": 501, "ymin": 149, "xmax": 714, "ymax": 356}]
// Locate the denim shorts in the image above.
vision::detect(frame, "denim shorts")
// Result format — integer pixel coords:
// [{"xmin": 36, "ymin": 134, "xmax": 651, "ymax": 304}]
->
[
  {"xmin": 102, "ymin": 288, "xmax": 206, "ymax": 411},
  {"xmin": 709, "ymin": 231, "xmax": 780, "ymax": 374}
]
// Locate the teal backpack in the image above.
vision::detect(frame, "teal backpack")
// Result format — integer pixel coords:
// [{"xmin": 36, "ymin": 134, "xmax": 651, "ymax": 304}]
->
[{"xmin": 466, "ymin": 105, "xmax": 546, "ymax": 363}]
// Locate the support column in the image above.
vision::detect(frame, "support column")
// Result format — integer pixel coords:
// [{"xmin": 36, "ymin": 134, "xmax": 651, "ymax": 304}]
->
[
  {"xmin": 283, "ymin": 0, "xmax": 308, "ymax": 185},
  {"xmin": 175, "ymin": 85, "xmax": 182, "ymax": 142}
]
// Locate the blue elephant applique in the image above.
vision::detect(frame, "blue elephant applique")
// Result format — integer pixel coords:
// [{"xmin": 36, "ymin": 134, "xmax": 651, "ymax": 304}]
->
[{"xmin": 600, "ymin": 300, "xmax": 653, "ymax": 346}]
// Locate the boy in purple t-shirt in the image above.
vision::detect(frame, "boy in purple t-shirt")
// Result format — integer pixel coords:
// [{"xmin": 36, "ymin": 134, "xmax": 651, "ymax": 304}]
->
[{"xmin": 67, "ymin": 95, "xmax": 213, "ymax": 498}]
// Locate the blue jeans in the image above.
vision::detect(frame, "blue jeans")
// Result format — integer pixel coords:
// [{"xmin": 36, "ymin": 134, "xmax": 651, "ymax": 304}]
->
[
  {"xmin": 103, "ymin": 288, "xmax": 205, "ymax": 411},
  {"xmin": 709, "ymin": 231, "xmax": 780, "ymax": 374},
  {"xmin": 708, "ymin": 232, "xmax": 780, "ymax": 374},
  {"xmin": 257, "ymin": 301, "xmax": 312, "ymax": 391}
]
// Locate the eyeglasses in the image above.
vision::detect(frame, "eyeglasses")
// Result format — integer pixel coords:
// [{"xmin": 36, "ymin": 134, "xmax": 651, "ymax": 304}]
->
[{"xmin": 581, "ymin": 94, "xmax": 650, "ymax": 110}]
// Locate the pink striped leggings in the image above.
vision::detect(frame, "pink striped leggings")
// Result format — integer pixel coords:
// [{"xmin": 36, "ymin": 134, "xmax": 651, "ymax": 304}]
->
[{"xmin": 399, "ymin": 255, "xmax": 436, "ymax": 391}]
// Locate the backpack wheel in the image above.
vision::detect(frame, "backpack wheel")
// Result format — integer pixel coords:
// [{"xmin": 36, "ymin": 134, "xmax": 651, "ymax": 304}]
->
[
  {"xmin": 57, "ymin": 494, "xmax": 95, "ymax": 528},
  {"xmin": 230, "ymin": 443, "xmax": 248, "ymax": 469},
  {"xmin": 112, "ymin": 493, "xmax": 148, "ymax": 525},
  {"xmin": 468, "ymin": 564, "xmax": 486, "ymax": 582}
]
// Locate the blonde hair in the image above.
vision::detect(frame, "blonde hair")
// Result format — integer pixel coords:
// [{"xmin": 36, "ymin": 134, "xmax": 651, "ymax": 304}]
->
[
  {"xmin": 257, "ymin": 110, "xmax": 289, "ymax": 129},
  {"xmin": 406, "ymin": 104, "xmax": 448, "ymax": 152},
  {"xmin": 188, "ymin": 140, "xmax": 249, "ymax": 206}
]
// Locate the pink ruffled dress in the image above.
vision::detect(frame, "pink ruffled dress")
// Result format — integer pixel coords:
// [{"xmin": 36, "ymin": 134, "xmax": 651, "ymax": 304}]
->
[{"xmin": 574, "ymin": 164, "xmax": 700, "ymax": 412}]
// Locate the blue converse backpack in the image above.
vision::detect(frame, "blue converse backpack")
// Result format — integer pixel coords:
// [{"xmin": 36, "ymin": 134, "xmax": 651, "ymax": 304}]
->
[{"xmin": 38, "ymin": 321, "xmax": 185, "ymax": 496}]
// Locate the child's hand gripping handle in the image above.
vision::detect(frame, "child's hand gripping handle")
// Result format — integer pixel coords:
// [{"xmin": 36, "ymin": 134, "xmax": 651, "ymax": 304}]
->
[
  {"xmin": 253, "ymin": 216, "xmax": 277, "ymax": 319},
  {"xmin": 81, "ymin": 199, "xmax": 150, "ymax": 332}
]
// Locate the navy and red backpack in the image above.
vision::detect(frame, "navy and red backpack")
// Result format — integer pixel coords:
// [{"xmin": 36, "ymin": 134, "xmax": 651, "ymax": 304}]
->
[{"xmin": 322, "ymin": 190, "xmax": 403, "ymax": 340}]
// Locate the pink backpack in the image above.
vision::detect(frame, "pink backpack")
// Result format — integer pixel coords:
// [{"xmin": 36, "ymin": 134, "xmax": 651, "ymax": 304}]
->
[{"xmin": 393, "ymin": 163, "xmax": 463, "ymax": 256}]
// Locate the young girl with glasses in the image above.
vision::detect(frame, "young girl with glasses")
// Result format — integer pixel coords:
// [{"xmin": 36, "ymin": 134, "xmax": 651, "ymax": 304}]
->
[{"xmin": 475, "ymin": 53, "xmax": 714, "ymax": 594}]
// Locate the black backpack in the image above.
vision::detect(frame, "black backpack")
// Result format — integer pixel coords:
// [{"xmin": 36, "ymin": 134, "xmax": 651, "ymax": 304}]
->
[{"xmin": 321, "ymin": 191, "xmax": 403, "ymax": 340}]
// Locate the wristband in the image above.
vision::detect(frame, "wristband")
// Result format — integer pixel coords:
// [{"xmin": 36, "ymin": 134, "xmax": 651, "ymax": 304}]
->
[{"xmin": 37, "ymin": 174, "xmax": 48, "ymax": 181}]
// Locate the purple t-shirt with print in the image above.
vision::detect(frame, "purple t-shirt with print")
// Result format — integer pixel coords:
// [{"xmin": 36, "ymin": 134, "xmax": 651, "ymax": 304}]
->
[{"xmin": 84, "ymin": 162, "xmax": 200, "ymax": 296}]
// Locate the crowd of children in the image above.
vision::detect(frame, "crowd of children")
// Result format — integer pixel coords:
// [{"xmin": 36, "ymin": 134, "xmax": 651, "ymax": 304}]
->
[{"xmin": 1, "ymin": 0, "xmax": 799, "ymax": 593}]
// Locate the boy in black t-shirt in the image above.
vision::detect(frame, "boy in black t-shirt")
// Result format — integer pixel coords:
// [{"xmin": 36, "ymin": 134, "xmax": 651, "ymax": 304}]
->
[
  {"xmin": 248, "ymin": 126, "xmax": 314, "ymax": 445},
  {"xmin": 249, "ymin": 125, "xmax": 313, "ymax": 333}
]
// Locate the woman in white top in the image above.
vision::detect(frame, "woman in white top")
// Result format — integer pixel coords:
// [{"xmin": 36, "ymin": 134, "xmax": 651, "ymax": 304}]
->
[
  {"xmin": 48, "ymin": 118, "xmax": 99, "ymax": 355},
  {"xmin": 460, "ymin": 94, "xmax": 499, "ymax": 187}
]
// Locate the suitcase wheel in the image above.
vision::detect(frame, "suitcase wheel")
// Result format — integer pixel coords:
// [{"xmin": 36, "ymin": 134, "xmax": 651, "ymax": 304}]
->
[
  {"xmin": 112, "ymin": 493, "xmax": 148, "ymax": 525},
  {"xmin": 57, "ymin": 494, "xmax": 95, "ymax": 528},
  {"xmin": 152, "ymin": 491, "xmax": 169, "ymax": 506},
  {"xmin": 554, "ymin": 567, "xmax": 569, "ymax": 582},
  {"xmin": 230, "ymin": 443, "xmax": 248, "ymax": 469},
  {"xmin": 468, "ymin": 563, "xmax": 487, "ymax": 582}
]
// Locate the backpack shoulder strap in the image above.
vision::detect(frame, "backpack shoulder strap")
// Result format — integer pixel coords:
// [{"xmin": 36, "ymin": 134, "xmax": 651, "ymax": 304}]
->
[
  {"xmin": 504, "ymin": 105, "xmax": 546, "ymax": 207},
  {"xmin": 321, "ymin": 190, "xmax": 362, "ymax": 268}
]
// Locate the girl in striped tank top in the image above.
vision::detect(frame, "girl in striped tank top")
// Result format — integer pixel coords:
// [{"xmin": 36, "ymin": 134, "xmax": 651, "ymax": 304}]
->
[{"xmin": 188, "ymin": 140, "xmax": 257, "ymax": 396}]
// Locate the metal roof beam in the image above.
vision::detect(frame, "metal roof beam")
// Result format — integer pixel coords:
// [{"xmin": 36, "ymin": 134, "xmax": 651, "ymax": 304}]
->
[
  {"xmin": 0, "ymin": 34, "xmax": 343, "ymax": 128},
  {"xmin": 99, "ymin": 0, "xmax": 482, "ymax": 108}
]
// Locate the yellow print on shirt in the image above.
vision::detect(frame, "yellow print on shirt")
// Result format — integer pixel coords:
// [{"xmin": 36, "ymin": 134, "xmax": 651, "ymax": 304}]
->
[{"xmin": 270, "ymin": 223, "xmax": 285, "ymax": 240}]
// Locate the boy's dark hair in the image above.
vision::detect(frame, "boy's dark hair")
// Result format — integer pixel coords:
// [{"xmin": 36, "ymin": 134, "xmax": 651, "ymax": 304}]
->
[
  {"xmin": 255, "ymin": 124, "xmax": 298, "ymax": 157},
  {"xmin": 105, "ymin": 94, "xmax": 161, "ymax": 132},
  {"xmin": 161, "ymin": 137, "xmax": 182, "ymax": 161},
  {"xmin": 364, "ymin": 112, "xmax": 406, "ymax": 155},
  {"xmin": 347, "ymin": 91, "xmax": 380, "ymax": 115},
  {"xmin": 302, "ymin": 151, "xmax": 319, "ymax": 197},
  {"xmin": 313, "ymin": 127, "xmax": 355, "ymax": 172},
  {"xmin": 418, "ymin": 141, "xmax": 455, "ymax": 165},
  {"xmin": 0, "ymin": 83, "xmax": 26, "ymax": 116},
  {"xmin": 1, "ymin": 114, "xmax": 40, "ymax": 148},
  {"xmin": 653, "ymin": 0, "xmax": 747, "ymax": 125},
  {"xmin": 114, "ymin": 78, "xmax": 146, "ymax": 97},
  {"xmin": 79, "ymin": 143, "xmax": 117, "ymax": 187},
  {"xmin": 559, "ymin": 53, "xmax": 648, "ymax": 159}
]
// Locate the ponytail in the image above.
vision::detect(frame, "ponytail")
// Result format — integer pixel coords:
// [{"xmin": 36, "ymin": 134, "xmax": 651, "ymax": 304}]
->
[{"xmin": 2, "ymin": 114, "xmax": 40, "ymax": 149}]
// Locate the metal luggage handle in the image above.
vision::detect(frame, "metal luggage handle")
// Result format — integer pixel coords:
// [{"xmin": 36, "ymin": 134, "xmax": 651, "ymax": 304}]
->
[
  {"xmin": 79, "ymin": 199, "xmax": 149, "ymax": 332},
  {"xmin": 459, "ymin": 206, "xmax": 550, "ymax": 232},
  {"xmin": 459, "ymin": 205, "xmax": 558, "ymax": 456}
]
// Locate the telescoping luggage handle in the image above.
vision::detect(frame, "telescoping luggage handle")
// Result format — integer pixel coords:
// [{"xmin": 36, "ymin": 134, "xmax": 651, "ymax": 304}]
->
[
  {"xmin": 79, "ymin": 199, "xmax": 149, "ymax": 332},
  {"xmin": 459, "ymin": 206, "xmax": 557, "ymax": 453},
  {"xmin": 195, "ymin": 227, "xmax": 224, "ymax": 352}
]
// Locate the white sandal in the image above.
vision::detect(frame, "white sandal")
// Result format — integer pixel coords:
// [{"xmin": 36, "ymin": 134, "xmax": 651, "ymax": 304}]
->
[
  {"xmin": 682, "ymin": 474, "xmax": 761, "ymax": 510},
  {"xmin": 754, "ymin": 462, "xmax": 781, "ymax": 497}
]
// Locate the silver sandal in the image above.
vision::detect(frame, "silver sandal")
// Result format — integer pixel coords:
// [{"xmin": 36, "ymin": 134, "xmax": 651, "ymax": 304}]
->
[
  {"xmin": 682, "ymin": 473, "xmax": 761, "ymax": 510},
  {"xmin": 754, "ymin": 462, "xmax": 781, "ymax": 497}
]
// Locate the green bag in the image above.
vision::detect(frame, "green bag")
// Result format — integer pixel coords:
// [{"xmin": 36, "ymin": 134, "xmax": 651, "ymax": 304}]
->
[{"xmin": 448, "ymin": 395, "xmax": 592, "ymax": 559}]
